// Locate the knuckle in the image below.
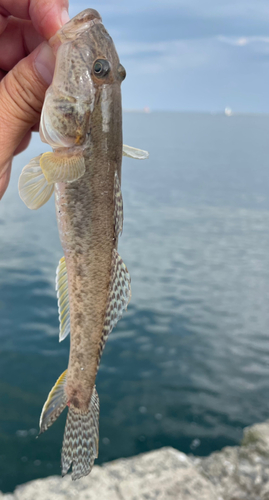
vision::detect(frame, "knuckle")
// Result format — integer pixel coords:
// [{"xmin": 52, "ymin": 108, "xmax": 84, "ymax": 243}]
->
[{"xmin": 1, "ymin": 64, "xmax": 45, "ymax": 125}]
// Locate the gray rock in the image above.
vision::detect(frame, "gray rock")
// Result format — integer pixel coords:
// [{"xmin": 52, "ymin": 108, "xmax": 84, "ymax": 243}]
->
[
  {"xmin": 195, "ymin": 420, "xmax": 269, "ymax": 500},
  {"xmin": 103, "ymin": 448, "xmax": 216, "ymax": 500},
  {"xmin": 2, "ymin": 421, "xmax": 269, "ymax": 500},
  {"xmin": 241, "ymin": 420, "xmax": 269, "ymax": 456},
  {"xmin": 4, "ymin": 449, "xmax": 215, "ymax": 500}
]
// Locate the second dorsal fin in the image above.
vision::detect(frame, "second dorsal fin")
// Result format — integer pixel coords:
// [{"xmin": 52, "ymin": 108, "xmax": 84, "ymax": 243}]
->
[{"xmin": 98, "ymin": 249, "xmax": 131, "ymax": 365}]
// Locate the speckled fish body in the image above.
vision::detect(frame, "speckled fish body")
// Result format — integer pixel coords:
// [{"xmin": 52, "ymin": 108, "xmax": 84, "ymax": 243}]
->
[
  {"xmin": 53, "ymin": 14, "xmax": 124, "ymax": 412},
  {"xmin": 18, "ymin": 8, "xmax": 149, "ymax": 480},
  {"xmin": 49, "ymin": 10, "xmax": 129, "ymax": 478},
  {"xmin": 18, "ymin": 8, "xmax": 134, "ymax": 480}
]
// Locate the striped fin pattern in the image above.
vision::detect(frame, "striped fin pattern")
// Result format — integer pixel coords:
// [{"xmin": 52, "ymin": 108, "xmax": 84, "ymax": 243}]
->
[
  {"xmin": 98, "ymin": 250, "xmax": 131, "ymax": 365},
  {"xmin": 61, "ymin": 386, "xmax": 100, "ymax": 480},
  {"xmin": 39, "ymin": 370, "xmax": 68, "ymax": 434},
  {"xmin": 122, "ymin": 144, "xmax": 149, "ymax": 160},
  {"xmin": 56, "ymin": 257, "xmax": 70, "ymax": 342},
  {"xmin": 114, "ymin": 171, "xmax": 123, "ymax": 238},
  {"xmin": 18, "ymin": 155, "xmax": 54, "ymax": 210},
  {"xmin": 40, "ymin": 151, "xmax": 85, "ymax": 184}
]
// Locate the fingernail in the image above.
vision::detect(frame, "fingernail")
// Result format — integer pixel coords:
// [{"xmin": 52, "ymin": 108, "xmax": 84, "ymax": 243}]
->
[
  {"xmin": 61, "ymin": 9, "xmax": 70, "ymax": 25},
  {"xmin": 34, "ymin": 42, "xmax": 55, "ymax": 85}
]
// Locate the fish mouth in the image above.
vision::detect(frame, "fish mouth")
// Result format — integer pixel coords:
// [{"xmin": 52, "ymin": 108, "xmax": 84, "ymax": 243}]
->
[{"xmin": 49, "ymin": 9, "xmax": 102, "ymax": 51}]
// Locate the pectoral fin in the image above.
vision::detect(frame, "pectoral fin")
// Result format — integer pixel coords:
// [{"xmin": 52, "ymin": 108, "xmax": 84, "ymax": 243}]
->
[
  {"xmin": 18, "ymin": 155, "xmax": 54, "ymax": 210},
  {"xmin": 40, "ymin": 151, "xmax": 85, "ymax": 184},
  {"xmin": 122, "ymin": 144, "xmax": 149, "ymax": 159}
]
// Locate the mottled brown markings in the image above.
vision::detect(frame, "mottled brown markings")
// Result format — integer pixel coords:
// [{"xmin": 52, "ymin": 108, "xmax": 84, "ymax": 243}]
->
[
  {"xmin": 75, "ymin": 264, "xmax": 85, "ymax": 278},
  {"xmin": 74, "ymin": 293, "xmax": 82, "ymax": 303},
  {"xmin": 72, "ymin": 397, "xmax": 80, "ymax": 408},
  {"xmin": 77, "ymin": 353, "xmax": 85, "ymax": 364},
  {"xmin": 74, "ymin": 312, "xmax": 83, "ymax": 327},
  {"xmin": 49, "ymin": 97, "xmax": 90, "ymax": 146},
  {"xmin": 53, "ymin": 15, "xmax": 126, "ymax": 472},
  {"xmin": 78, "ymin": 48, "xmax": 88, "ymax": 65}
]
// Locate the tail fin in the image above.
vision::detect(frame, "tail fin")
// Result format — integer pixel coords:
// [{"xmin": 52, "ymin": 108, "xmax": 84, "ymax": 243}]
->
[
  {"xmin": 61, "ymin": 386, "xmax": 100, "ymax": 480},
  {"xmin": 39, "ymin": 374, "xmax": 100, "ymax": 480}
]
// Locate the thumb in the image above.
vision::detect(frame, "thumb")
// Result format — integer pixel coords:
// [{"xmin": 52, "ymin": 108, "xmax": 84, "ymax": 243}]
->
[{"xmin": 0, "ymin": 42, "xmax": 55, "ymax": 169}]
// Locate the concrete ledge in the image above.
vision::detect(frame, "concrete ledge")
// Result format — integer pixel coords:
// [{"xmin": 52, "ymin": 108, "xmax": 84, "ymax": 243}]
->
[{"xmin": 2, "ymin": 420, "xmax": 269, "ymax": 500}]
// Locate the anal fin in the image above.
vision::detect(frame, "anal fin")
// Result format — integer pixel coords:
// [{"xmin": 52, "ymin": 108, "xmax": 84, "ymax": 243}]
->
[
  {"xmin": 56, "ymin": 257, "xmax": 70, "ymax": 342},
  {"xmin": 39, "ymin": 370, "xmax": 68, "ymax": 434},
  {"xmin": 61, "ymin": 386, "xmax": 100, "ymax": 480},
  {"xmin": 40, "ymin": 150, "xmax": 85, "ymax": 184}
]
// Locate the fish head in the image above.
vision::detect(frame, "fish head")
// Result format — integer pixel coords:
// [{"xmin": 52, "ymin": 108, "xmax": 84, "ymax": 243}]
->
[
  {"xmin": 74, "ymin": 14, "xmax": 126, "ymax": 158},
  {"xmin": 49, "ymin": 9, "xmax": 102, "ymax": 49},
  {"xmin": 50, "ymin": 9, "xmax": 126, "ymax": 86},
  {"xmin": 40, "ymin": 9, "xmax": 126, "ymax": 152}
]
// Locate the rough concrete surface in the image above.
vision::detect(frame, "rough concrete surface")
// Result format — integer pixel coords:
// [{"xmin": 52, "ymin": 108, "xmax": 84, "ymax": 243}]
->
[{"xmin": 2, "ymin": 421, "xmax": 269, "ymax": 500}]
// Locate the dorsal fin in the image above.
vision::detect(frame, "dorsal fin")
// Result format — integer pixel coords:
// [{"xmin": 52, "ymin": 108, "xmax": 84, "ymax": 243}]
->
[{"xmin": 98, "ymin": 249, "xmax": 131, "ymax": 364}]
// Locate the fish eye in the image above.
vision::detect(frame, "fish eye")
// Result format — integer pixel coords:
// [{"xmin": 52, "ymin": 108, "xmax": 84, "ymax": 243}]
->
[
  {"xmin": 93, "ymin": 59, "xmax": 110, "ymax": 78},
  {"xmin": 118, "ymin": 64, "xmax": 126, "ymax": 81}
]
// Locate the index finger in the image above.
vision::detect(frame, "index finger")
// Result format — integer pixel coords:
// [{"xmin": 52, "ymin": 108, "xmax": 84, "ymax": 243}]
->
[{"xmin": 0, "ymin": 0, "xmax": 69, "ymax": 39}]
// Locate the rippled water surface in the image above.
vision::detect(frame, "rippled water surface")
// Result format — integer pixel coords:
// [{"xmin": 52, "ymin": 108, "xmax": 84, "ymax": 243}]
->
[{"xmin": 1, "ymin": 112, "xmax": 269, "ymax": 491}]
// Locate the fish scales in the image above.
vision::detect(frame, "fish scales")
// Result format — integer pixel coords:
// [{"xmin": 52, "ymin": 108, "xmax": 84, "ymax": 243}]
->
[
  {"xmin": 18, "ymin": 8, "xmax": 148, "ymax": 481},
  {"xmin": 56, "ymin": 150, "xmax": 121, "ymax": 408},
  {"xmin": 59, "ymin": 80, "xmax": 122, "ymax": 404}
]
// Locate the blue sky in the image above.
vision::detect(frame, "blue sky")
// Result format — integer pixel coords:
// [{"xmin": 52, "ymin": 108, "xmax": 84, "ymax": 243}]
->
[{"xmin": 69, "ymin": 1, "xmax": 269, "ymax": 112}]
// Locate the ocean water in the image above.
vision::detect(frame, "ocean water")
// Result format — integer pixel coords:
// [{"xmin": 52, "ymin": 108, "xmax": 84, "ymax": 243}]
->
[{"xmin": 1, "ymin": 112, "xmax": 269, "ymax": 491}]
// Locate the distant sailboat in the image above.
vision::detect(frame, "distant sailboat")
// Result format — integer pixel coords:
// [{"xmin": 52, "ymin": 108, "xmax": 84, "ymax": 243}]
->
[{"xmin": 225, "ymin": 107, "xmax": 233, "ymax": 116}]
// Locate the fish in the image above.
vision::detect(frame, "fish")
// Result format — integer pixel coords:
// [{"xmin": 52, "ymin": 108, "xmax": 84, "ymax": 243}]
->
[{"xmin": 18, "ymin": 9, "xmax": 148, "ymax": 480}]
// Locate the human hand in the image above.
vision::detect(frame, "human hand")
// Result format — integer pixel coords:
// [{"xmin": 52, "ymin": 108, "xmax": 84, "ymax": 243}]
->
[{"xmin": 0, "ymin": 0, "xmax": 70, "ymax": 199}]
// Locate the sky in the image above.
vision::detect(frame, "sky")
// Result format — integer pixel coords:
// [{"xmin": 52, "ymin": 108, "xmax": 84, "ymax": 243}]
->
[{"xmin": 68, "ymin": 0, "xmax": 269, "ymax": 112}]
